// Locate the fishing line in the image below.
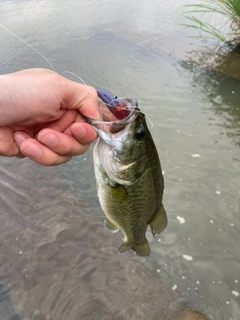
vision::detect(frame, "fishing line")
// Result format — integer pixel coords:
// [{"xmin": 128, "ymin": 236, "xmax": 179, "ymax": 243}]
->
[
  {"xmin": 1, "ymin": 23, "xmax": 150, "ymax": 123},
  {"xmin": 0, "ymin": 23, "xmax": 56, "ymax": 72},
  {"xmin": 0, "ymin": 24, "xmax": 102, "ymax": 104},
  {"xmin": 144, "ymin": 113, "xmax": 153, "ymax": 128},
  {"xmin": 61, "ymin": 70, "xmax": 105, "ymax": 105},
  {"xmin": 61, "ymin": 71, "xmax": 137, "ymax": 114},
  {"xmin": 61, "ymin": 70, "xmax": 87, "ymax": 85},
  {"xmin": 61, "ymin": 71, "xmax": 139, "ymax": 119},
  {"xmin": 117, "ymin": 105, "xmax": 153, "ymax": 127}
]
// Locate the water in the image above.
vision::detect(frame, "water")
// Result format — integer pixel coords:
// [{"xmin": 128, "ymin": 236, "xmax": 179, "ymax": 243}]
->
[{"xmin": 0, "ymin": 0, "xmax": 240, "ymax": 319}]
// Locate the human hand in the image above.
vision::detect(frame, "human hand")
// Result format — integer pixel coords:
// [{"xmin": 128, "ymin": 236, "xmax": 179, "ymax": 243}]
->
[{"xmin": 0, "ymin": 68, "xmax": 101, "ymax": 166}]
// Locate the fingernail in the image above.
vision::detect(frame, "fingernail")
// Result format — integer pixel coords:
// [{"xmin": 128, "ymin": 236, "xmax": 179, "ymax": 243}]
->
[
  {"xmin": 22, "ymin": 144, "xmax": 42, "ymax": 159},
  {"xmin": 14, "ymin": 132, "xmax": 27, "ymax": 145},
  {"xmin": 38, "ymin": 132, "xmax": 58, "ymax": 147}
]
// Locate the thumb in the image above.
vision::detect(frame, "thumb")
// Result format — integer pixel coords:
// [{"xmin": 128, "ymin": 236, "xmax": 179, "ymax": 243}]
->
[{"xmin": 63, "ymin": 81, "xmax": 101, "ymax": 121}]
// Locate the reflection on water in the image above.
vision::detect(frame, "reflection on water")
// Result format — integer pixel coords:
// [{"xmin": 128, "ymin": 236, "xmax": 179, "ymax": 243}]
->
[
  {"xmin": 0, "ymin": 0, "xmax": 240, "ymax": 319},
  {"xmin": 181, "ymin": 50, "xmax": 240, "ymax": 147}
]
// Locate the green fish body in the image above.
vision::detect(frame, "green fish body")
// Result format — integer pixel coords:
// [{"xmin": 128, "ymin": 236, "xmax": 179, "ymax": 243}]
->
[{"xmin": 92, "ymin": 99, "xmax": 167, "ymax": 257}]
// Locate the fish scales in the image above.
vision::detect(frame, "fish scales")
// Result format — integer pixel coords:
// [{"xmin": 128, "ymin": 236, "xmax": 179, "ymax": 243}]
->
[{"xmin": 90, "ymin": 96, "xmax": 167, "ymax": 257}]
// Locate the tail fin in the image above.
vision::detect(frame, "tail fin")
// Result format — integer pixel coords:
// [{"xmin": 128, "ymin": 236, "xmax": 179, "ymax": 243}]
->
[{"xmin": 119, "ymin": 239, "xmax": 151, "ymax": 257}]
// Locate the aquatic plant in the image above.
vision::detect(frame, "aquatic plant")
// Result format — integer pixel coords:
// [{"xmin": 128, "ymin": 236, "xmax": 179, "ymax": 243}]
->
[{"xmin": 183, "ymin": 0, "xmax": 240, "ymax": 44}]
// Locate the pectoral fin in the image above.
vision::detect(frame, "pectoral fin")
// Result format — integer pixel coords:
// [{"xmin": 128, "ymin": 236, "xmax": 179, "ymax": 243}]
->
[
  {"xmin": 104, "ymin": 218, "xmax": 119, "ymax": 233},
  {"xmin": 149, "ymin": 204, "xmax": 168, "ymax": 237},
  {"xmin": 110, "ymin": 184, "xmax": 128, "ymax": 201}
]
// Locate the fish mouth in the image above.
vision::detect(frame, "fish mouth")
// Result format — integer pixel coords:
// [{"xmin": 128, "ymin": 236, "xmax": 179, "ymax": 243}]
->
[{"xmin": 86, "ymin": 92, "xmax": 139, "ymax": 147}]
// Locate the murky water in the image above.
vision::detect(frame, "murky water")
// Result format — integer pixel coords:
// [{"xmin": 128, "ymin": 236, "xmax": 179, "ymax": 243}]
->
[{"xmin": 0, "ymin": 0, "xmax": 240, "ymax": 319}]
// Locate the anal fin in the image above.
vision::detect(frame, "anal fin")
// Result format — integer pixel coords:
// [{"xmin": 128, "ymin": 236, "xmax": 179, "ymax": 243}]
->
[
  {"xmin": 119, "ymin": 242, "xmax": 132, "ymax": 254},
  {"xmin": 149, "ymin": 204, "xmax": 167, "ymax": 237}
]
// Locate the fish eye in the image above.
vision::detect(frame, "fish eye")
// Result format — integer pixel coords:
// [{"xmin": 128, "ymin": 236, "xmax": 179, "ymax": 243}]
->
[{"xmin": 135, "ymin": 125, "xmax": 145, "ymax": 140}]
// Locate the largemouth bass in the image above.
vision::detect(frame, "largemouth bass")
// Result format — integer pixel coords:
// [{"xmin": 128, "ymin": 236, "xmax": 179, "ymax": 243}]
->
[{"xmin": 88, "ymin": 91, "xmax": 167, "ymax": 257}]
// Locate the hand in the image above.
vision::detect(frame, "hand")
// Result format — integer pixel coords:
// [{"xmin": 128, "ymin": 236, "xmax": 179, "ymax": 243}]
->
[{"xmin": 0, "ymin": 68, "xmax": 101, "ymax": 166}]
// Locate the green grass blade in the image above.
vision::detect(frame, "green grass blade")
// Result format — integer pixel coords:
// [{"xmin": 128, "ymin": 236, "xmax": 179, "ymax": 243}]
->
[{"xmin": 182, "ymin": 0, "xmax": 240, "ymax": 44}]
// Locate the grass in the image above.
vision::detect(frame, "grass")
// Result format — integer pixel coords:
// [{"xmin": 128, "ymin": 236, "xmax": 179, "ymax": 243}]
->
[{"xmin": 183, "ymin": 0, "xmax": 240, "ymax": 44}]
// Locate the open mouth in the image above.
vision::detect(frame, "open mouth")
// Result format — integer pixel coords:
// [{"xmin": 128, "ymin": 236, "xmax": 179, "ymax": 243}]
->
[{"xmin": 86, "ymin": 95, "xmax": 138, "ymax": 134}]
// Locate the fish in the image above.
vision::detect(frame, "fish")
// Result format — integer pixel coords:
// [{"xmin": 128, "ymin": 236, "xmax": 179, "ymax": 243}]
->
[{"xmin": 87, "ymin": 90, "xmax": 167, "ymax": 257}]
